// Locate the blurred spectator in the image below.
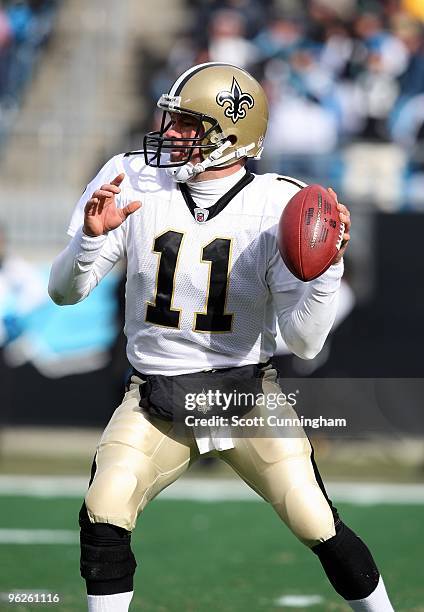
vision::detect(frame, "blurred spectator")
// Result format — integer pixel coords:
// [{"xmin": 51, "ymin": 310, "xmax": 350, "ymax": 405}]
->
[
  {"xmin": 188, "ymin": 0, "xmax": 269, "ymax": 45},
  {"xmin": 252, "ymin": 13, "xmax": 304, "ymax": 62},
  {"xmin": 388, "ymin": 15, "xmax": 424, "ymax": 207},
  {"xmin": 394, "ymin": 14, "xmax": 424, "ymax": 101},
  {"xmin": 260, "ymin": 44, "xmax": 343, "ymax": 187},
  {"xmin": 260, "ymin": 87, "xmax": 341, "ymax": 185},
  {"xmin": 206, "ymin": 9, "xmax": 259, "ymax": 69},
  {"xmin": 391, "ymin": 92, "xmax": 424, "ymax": 208}
]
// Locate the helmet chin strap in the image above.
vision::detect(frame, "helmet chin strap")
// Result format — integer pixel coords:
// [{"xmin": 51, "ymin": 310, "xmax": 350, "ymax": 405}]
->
[{"xmin": 166, "ymin": 141, "xmax": 254, "ymax": 183}]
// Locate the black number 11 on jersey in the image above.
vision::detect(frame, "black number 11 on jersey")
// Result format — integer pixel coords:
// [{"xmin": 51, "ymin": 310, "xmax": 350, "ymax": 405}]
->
[{"xmin": 146, "ymin": 230, "xmax": 234, "ymax": 333}]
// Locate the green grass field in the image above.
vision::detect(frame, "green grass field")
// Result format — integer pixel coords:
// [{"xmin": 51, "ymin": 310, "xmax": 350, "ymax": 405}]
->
[{"xmin": 1, "ymin": 494, "xmax": 423, "ymax": 612}]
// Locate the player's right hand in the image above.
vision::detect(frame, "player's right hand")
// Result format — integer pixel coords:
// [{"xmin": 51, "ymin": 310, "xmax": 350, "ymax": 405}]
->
[{"xmin": 83, "ymin": 173, "xmax": 141, "ymax": 237}]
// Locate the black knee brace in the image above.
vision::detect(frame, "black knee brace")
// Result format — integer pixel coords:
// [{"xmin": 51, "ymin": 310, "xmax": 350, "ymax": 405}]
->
[
  {"xmin": 312, "ymin": 521, "xmax": 380, "ymax": 600},
  {"xmin": 79, "ymin": 502, "xmax": 137, "ymax": 596}
]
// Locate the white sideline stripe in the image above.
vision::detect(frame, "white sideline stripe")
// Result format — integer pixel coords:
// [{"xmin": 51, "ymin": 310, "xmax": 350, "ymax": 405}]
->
[
  {"xmin": 0, "ymin": 476, "xmax": 423, "ymax": 504},
  {"xmin": 275, "ymin": 594, "xmax": 323, "ymax": 607},
  {"xmin": 0, "ymin": 529, "xmax": 78, "ymax": 544}
]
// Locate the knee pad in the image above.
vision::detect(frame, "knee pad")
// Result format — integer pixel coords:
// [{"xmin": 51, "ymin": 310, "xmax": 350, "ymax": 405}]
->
[
  {"xmin": 312, "ymin": 520, "xmax": 380, "ymax": 600},
  {"xmin": 79, "ymin": 503, "xmax": 137, "ymax": 596}
]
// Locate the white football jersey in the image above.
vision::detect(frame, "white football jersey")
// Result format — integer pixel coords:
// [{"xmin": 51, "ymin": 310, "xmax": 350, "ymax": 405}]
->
[{"xmin": 68, "ymin": 154, "xmax": 306, "ymax": 375}]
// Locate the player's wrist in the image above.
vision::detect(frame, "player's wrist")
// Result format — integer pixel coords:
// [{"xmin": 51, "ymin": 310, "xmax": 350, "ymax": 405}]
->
[
  {"xmin": 313, "ymin": 258, "xmax": 344, "ymax": 289},
  {"xmin": 78, "ymin": 227, "xmax": 108, "ymax": 246},
  {"xmin": 330, "ymin": 257, "xmax": 344, "ymax": 269},
  {"xmin": 83, "ymin": 225, "xmax": 103, "ymax": 238}
]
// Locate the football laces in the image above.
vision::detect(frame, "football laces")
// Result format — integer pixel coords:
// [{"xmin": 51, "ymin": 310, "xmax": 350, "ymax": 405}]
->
[{"xmin": 336, "ymin": 222, "xmax": 345, "ymax": 250}]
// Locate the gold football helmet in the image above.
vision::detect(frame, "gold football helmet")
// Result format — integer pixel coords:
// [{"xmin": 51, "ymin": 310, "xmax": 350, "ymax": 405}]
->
[{"xmin": 143, "ymin": 62, "xmax": 269, "ymax": 181}]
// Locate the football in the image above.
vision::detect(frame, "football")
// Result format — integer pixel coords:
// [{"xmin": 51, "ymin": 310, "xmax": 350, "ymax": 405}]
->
[{"xmin": 278, "ymin": 184, "xmax": 345, "ymax": 282}]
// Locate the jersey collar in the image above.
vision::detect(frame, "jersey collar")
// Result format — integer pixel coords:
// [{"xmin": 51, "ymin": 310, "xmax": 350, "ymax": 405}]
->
[{"xmin": 178, "ymin": 171, "xmax": 255, "ymax": 223}]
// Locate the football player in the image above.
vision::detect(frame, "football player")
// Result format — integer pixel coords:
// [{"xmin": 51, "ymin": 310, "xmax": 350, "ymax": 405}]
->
[{"xmin": 49, "ymin": 63, "xmax": 394, "ymax": 611}]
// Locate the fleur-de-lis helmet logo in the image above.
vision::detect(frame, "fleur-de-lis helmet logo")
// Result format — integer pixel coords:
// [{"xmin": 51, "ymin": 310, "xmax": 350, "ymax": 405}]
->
[{"xmin": 216, "ymin": 77, "xmax": 255, "ymax": 124}]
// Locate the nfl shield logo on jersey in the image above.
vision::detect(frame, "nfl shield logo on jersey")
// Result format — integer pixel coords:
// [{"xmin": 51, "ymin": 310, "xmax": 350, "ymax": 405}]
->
[{"xmin": 194, "ymin": 208, "xmax": 209, "ymax": 223}]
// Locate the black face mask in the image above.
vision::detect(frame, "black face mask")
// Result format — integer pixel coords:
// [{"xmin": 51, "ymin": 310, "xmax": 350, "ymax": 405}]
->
[{"xmin": 142, "ymin": 110, "xmax": 220, "ymax": 168}]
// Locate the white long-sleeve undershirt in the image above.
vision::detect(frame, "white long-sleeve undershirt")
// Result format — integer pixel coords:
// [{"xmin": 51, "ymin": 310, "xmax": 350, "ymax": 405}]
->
[
  {"xmin": 48, "ymin": 227, "xmax": 343, "ymax": 361},
  {"xmin": 272, "ymin": 262, "xmax": 342, "ymax": 360},
  {"xmin": 48, "ymin": 228, "xmax": 111, "ymax": 306}
]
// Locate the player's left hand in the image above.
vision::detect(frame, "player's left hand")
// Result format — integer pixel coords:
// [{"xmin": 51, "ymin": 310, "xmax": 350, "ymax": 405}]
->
[{"xmin": 328, "ymin": 187, "xmax": 350, "ymax": 264}]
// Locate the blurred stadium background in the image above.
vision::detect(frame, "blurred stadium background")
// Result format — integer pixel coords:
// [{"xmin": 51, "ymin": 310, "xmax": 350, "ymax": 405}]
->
[{"xmin": 0, "ymin": 0, "xmax": 424, "ymax": 610}]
